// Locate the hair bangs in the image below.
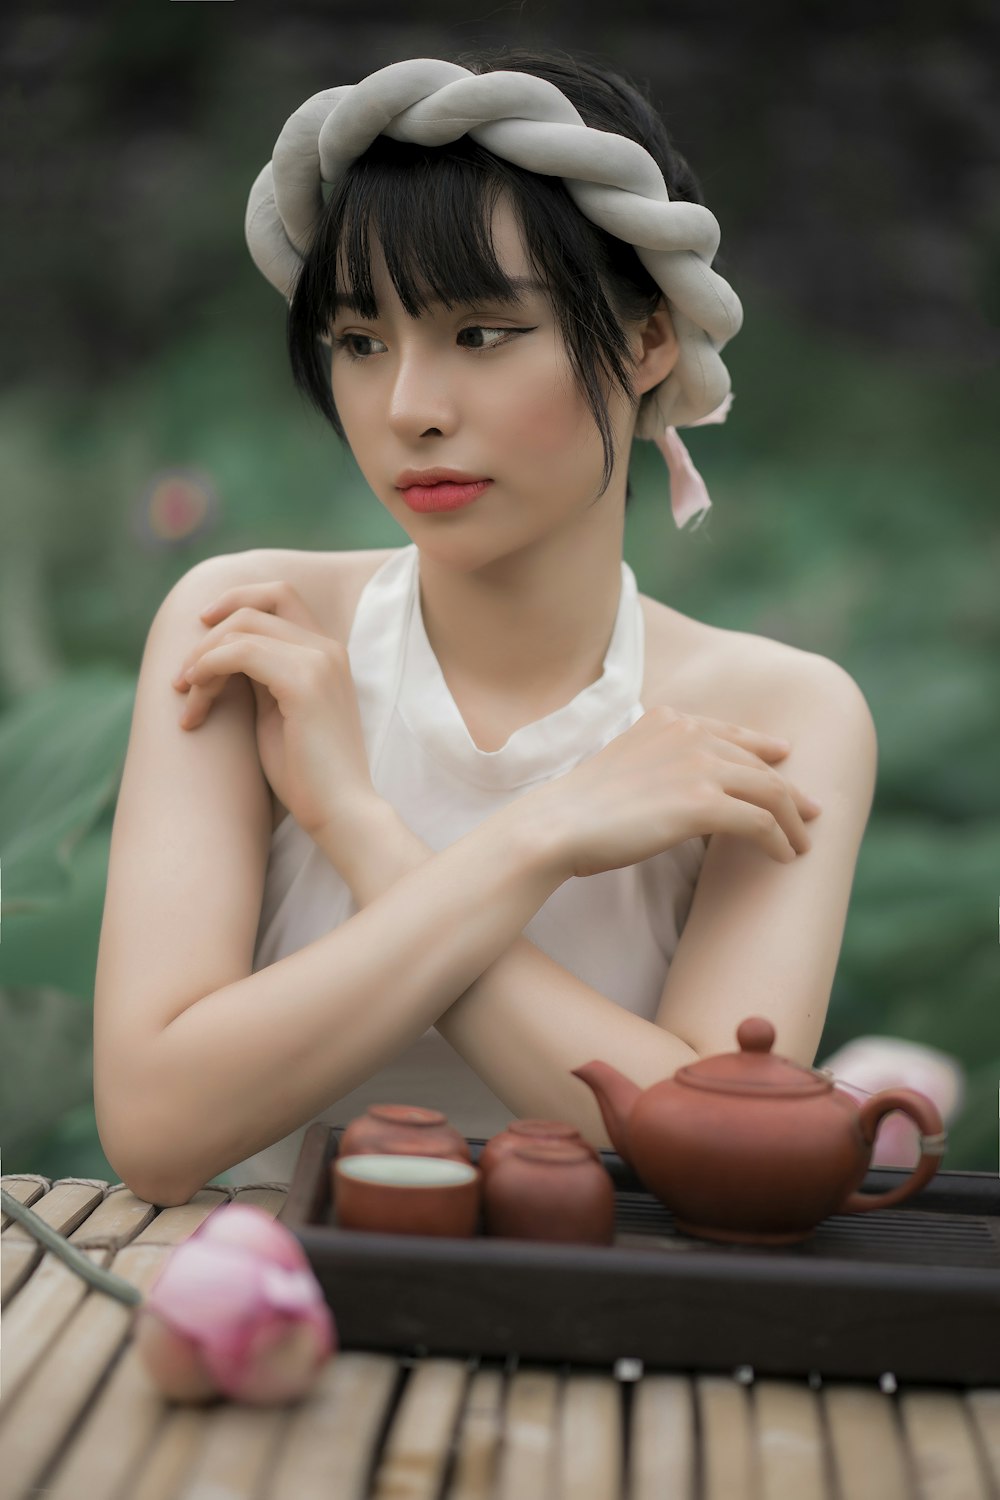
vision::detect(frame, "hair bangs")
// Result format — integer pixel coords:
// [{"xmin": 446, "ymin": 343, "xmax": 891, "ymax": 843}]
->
[
  {"xmin": 340, "ymin": 138, "xmax": 524, "ymax": 320},
  {"xmin": 307, "ymin": 134, "xmax": 538, "ymax": 335}
]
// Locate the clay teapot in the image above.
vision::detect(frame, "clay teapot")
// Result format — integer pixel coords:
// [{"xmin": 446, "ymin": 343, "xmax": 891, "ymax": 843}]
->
[
  {"xmin": 482, "ymin": 1139, "xmax": 615, "ymax": 1244},
  {"xmin": 477, "ymin": 1118, "xmax": 601, "ymax": 1178},
  {"xmin": 338, "ymin": 1104, "xmax": 471, "ymax": 1164},
  {"xmin": 570, "ymin": 1016, "xmax": 947, "ymax": 1245}
]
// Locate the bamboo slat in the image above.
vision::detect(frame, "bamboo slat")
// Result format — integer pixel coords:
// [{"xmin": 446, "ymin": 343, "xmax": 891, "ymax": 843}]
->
[
  {"xmin": 38, "ymin": 1243, "xmax": 206, "ymax": 1500},
  {"xmin": 822, "ymin": 1384, "xmax": 913, "ymax": 1500},
  {"xmin": 1, "ymin": 1180, "xmax": 106, "ymax": 1302},
  {"xmin": 627, "ymin": 1374, "xmax": 696, "ymax": 1500},
  {"xmin": 495, "ymin": 1365, "xmax": 562, "ymax": 1500},
  {"xmin": 697, "ymin": 1374, "xmax": 756, "ymax": 1500},
  {"xmin": 447, "ymin": 1364, "xmax": 506, "ymax": 1499},
  {"xmin": 130, "ymin": 1186, "xmax": 231, "ymax": 1244},
  {"xmin": 753, "ymin": 1379, "xmax": 831, "ymax": 1500},
  {"xmin": 2, "ymin": 1246, "xmax": 102, "ymax": 1403},
  {"xmin": 231, "ymin": 1184, "xmax": 295, "ymax": 1218},
  {"xmin": 120, "ymin": 1407, "xmax": 215, "ymax": 1500},
  {"xmin": 369, "ymin": 1357, "xmax": 470, "ymax": 1499},
  {"xmin": 0, "ymin": 1175, "xmax": 49, "ymax": 1226},
  {"xmin": 267, "ymin": 1353, "xmax": 400, "ymax": 1500},
  {"xmin": 163, "ymin": 1397, "xmax": 287, "ymax": 1499},
  {"xmin": 899, "ymin": 1389, "xmax": 993, "ymax": 1500},
  {"xmin": 2, "ymin": 1182, "xmax": 159, "ymax": 1402},
  {"xmin": 79, "ymin": 1183, "xmax": 160, "ymax": 1240},
  {"xmin": 0, "ymin": 1242, "xmax": 153, "ymax": 1499},
  {"xmin": 965, "ymin": 1389, "xmax": 1000, "ymax": 1492},
  {"xmin": 556, "ymin": 1370, "xmax": 624, "ymax": 1500}
]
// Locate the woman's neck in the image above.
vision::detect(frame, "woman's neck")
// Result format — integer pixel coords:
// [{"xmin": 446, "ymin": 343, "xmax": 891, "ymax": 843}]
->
[{"xmin": 415, "ymin": 524, "xmax": 626, "ymax": 704}]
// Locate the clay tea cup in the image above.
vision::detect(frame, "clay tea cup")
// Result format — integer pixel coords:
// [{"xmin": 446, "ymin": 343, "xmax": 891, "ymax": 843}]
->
[
  {"xmin": 483, "ymin": 1140, "xmax": 616, "ymax": 1245},
  {"xmin": 478, "ymin": 1118, "xmax": 602, "ymax": 1178},
  {"xmin": 338, "ymin": 1104, "xmax": 471, "ymax": 1164},
  {"xmin": 333, "ymin": 1153, "xmax": 481, "ymax": 1237}
]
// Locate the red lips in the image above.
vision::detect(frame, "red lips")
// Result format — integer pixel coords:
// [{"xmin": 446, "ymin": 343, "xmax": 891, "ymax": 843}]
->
[{"xmin": 395, "ymin": 467, "xmax": 490, "ymax": 488}]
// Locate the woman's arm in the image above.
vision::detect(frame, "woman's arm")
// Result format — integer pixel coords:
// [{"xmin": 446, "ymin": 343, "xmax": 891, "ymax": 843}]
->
[
  {"xmin": 95, "ymin": 558, "xmax": 568, "ymax": 1208},
  {"xmin": 652, "ymin": 653, "xmax": 878, "ymax": 1066},
  {"xmin": 322, "ymin": 806, "xmax": 700, "ymax": 1142},
  {"xmin": 320, "ymin": 651, "xmax": 876, "ymax": 1121},
  {"xmin": 144, "ymin": 801, "xmax": 565, "ymax": 1204}
]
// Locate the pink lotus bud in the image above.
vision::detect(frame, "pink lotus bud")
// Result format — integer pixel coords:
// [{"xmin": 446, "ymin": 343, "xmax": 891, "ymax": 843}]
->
[
  {"xmin": 134, "ymin": 1203, "xmax": 336, "ymax": 1404},
  {"xmin": 818, "ymin": 1036, "xmax": 964, "ymax": 1168}
]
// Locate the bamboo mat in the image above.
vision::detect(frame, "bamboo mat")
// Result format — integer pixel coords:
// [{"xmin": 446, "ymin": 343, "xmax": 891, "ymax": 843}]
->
[{"xmin": 3, "ymin": 1174, "xmax": 999, "ymax": 1500}]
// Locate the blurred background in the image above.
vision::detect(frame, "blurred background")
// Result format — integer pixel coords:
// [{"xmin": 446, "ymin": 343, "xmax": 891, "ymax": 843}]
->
[{"xmin": 1, "ymin": 0, "xmax": 997, "ymax": 1183}]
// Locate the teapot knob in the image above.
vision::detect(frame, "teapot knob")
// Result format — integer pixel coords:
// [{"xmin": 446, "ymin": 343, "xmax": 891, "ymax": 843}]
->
[{"xmin": 737, "ymin": 1017, "xmax": 776, "ymax": 1053}]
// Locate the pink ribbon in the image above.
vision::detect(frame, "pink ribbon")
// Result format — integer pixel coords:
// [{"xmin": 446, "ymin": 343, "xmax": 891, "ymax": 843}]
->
[{"xmin": 651, "ymin": 391, "xmax": 735, "ymax": 529}]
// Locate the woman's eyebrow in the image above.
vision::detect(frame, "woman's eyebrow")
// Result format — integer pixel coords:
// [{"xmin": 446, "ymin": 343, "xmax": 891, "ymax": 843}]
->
[{"xmin": 330, "ymin": 277, "xmax": 546, "ymax": 313}]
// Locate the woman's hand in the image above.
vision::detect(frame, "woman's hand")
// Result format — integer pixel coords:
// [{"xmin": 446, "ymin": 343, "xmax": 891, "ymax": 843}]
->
[
  {"xmin": 170, "ymin": 580, "xmax": 378, "ymax": 841},
  {"xmin": 524, "ymin": 705, "xmax": 823, "ymax": 880}
]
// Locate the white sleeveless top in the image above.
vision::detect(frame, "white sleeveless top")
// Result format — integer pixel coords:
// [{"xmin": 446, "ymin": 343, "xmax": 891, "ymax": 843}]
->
[{"xmin": 222, "ymin": 545, "xmax": 707, "ymax": 1186}]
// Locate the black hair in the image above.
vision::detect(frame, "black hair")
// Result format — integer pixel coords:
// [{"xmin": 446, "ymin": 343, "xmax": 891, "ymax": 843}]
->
[{"xmin": 287, "ymin": 46, "xmax": 711, "ymax": 510}]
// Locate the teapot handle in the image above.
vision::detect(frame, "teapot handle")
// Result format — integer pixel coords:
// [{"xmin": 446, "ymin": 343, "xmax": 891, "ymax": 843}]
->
[{"xmin": 837, "ymin": 1087, "xmax": 946, "ymax": 1214}]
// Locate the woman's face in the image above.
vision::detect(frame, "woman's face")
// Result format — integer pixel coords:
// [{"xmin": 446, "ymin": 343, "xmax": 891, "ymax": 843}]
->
[{"xmin": 328, "ymin": 196, "xmax": 638, "ymax": 552}]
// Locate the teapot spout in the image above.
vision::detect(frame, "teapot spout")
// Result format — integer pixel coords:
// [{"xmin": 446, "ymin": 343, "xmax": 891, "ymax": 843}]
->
[{"xmin": 570, "ymin": 1061, "xmax": 641, "ymax": 1170}]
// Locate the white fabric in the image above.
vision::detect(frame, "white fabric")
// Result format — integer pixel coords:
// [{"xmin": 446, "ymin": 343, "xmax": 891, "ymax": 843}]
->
[
  {"xmin": 223, "ymin": 546, "xmax": 707, "ymax": 1186},
  {"xmin": 244, "ymin": 58, "xmax": 743, "ymax": 435}
]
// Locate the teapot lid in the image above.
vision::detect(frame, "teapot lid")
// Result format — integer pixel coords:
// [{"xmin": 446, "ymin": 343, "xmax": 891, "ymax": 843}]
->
[{"xmin": 674, "ymin": 1017, "xmax": 830, "ymax": 1097}]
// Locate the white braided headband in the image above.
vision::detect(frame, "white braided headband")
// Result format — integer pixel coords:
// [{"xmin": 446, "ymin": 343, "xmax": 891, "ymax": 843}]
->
[{"xmin": 245, "ymin": 58, "xmax": 744, "ymax": 528}]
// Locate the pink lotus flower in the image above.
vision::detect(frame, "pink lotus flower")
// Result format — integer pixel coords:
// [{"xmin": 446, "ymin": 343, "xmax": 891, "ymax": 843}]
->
[
  {"xmin": 134, "ymin": 1203, "xmax": 337, "ymax": 1404},
  {"xmin": 818, "ymin": 1036, "xmax": 964, "ymax": 1169}
]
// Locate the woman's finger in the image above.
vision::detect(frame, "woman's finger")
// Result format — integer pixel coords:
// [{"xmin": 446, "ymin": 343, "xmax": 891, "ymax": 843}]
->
[
  {"xmin": 695, "ymin": 729, "xmax": 823, "ymax": 821},
  {"xmin": 684, "ymin": 713, "xmax": 822, "ymax": 820},
  {"xmin": 179, "ymin": 681, "xmax": 209, "ymax": 728},
  {"xmin": 707, "ymin": 795, "xmax": 800, "ymax": 865},
  {"xmin": 798, "ymin": 788, "xmax": 822, "ymax": 819},
  {"xmin": 686, "ymin": 712, "xmax": 791, "ymax": 759},
  {"xmin": 715, "ymin": 762, "xmax": 813, "ymax": 855},
  {"xmin": 199, "ymin": 580, "xmax": 319, "ymax": 632},
  {"xmin": 172, "ymin": 605, "xmax": 326, "ymax": 692},
  {"xmin": 179, "ymin": 634, "xmax": 313, "ymax": 729}
]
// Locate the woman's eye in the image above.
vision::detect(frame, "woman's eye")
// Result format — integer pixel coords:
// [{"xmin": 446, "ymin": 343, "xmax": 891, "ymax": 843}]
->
[
  {"xmin": 458, "ymin": 325, "xmax": 525, "ymax": 350},
  {"xmin": 333, "ymin": 333, "xmax": 385, "ymax": 361}
]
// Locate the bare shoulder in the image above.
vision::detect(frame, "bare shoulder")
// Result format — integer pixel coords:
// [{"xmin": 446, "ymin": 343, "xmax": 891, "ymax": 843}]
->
[
  {"xmin": 642, "ymin": 598, "xmax": 875, "ymax": 742},
  {"xmin": 712, "ymin": 628, "xmax": 874, "ymax": 730},
  {"xmin": 183, "ymin": 547, "xmax": 402, "ymax": 835},
  {"xmin": 206, "ymin": 545, "xmax": 402, "ymax": 643}
]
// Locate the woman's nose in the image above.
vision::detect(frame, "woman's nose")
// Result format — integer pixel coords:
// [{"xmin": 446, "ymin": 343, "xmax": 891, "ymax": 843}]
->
[{"xmin": 386, "ymin": 349, "xmax": 459, "ymax": 440}]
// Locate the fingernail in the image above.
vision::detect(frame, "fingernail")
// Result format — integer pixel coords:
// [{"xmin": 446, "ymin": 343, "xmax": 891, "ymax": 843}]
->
[{"xmin": 807, "ymin": 797, "xmax": 823, "ymax": 811}]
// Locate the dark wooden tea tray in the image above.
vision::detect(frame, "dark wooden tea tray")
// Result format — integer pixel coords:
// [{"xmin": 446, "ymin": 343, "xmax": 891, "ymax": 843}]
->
[{"xmin": 278, "ymin": 1121, "xmax": 1000, "ymax": 1385}]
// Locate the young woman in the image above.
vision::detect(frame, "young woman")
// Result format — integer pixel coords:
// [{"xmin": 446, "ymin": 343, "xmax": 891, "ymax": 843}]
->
[{"xmin": 93, "ymin": 49, "xmax": 877, "ymax": 1204}]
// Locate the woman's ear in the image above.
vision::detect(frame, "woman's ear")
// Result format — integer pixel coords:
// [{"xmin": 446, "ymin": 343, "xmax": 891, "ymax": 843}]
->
[{"xmin": 632, "ymin": 300, "xmax": 679, "ymax": 395}]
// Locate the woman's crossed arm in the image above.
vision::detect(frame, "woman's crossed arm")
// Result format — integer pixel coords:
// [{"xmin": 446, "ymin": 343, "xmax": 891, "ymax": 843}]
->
[
  {"xmin": 320, "ymin": 651, "xmax": 876, "ymax": 1145},
  {"xmin": 95, "ymin": 557, "xmax": 871, "ymax": 1205}
]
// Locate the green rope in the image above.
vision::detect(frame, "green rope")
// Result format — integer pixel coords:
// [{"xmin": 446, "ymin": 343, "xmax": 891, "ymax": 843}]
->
[{"xmin": 1, "ymin": 1186, "xmax": 143, "ymax": 1306}]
